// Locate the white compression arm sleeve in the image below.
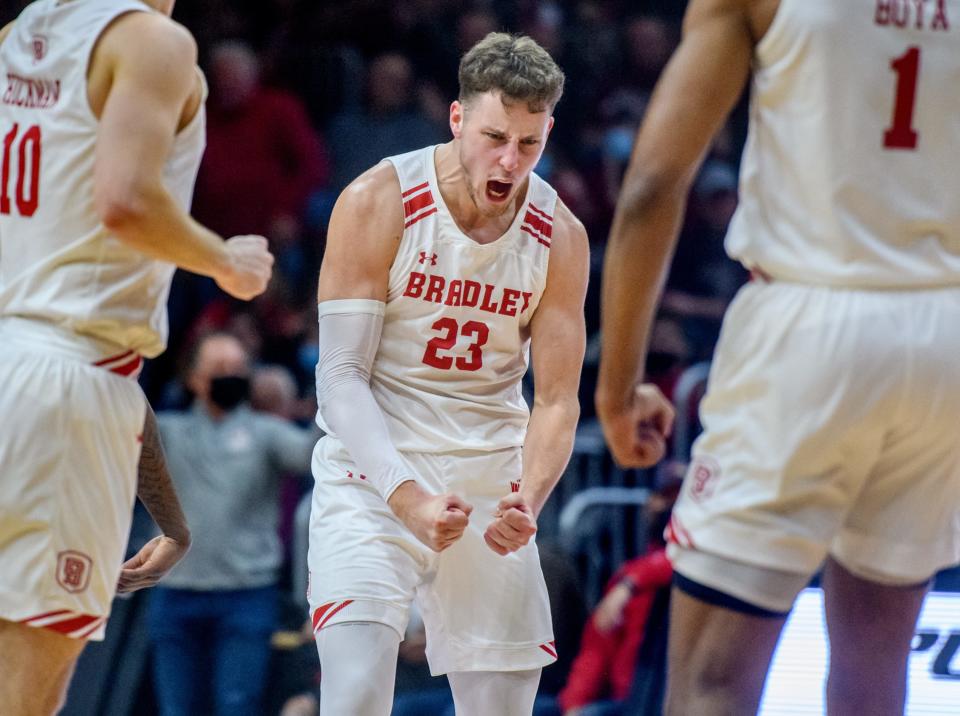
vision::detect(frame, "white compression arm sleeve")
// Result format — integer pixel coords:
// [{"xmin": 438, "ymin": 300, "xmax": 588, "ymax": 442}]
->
[{"xmin": 315, "ymin": 299, "xmax": 414, "ymax": 501}]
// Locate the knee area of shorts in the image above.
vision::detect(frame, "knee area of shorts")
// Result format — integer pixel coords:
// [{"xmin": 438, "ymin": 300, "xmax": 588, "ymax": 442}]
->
[{"xmin": 672, "ymin": 546, "xmax": 809, "ymax": 615}]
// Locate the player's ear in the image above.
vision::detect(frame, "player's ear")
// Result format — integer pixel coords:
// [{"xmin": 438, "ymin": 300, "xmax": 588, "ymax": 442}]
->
[{"xmin": 450, "ymin": 100, "xmax": 465, "ymax": 138}]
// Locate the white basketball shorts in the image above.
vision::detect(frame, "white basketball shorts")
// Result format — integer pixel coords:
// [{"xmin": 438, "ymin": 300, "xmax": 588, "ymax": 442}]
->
[
  {"xmin": 670, "ymin": 280, "xmax": 960, "ymax": 589},
  {"xmin": 0, "ymin": 320, "xmax": 145, "ymax": 640},
  {"xmin": 307, "ymin": 436, "xmax": 556, "ymax": 675}
]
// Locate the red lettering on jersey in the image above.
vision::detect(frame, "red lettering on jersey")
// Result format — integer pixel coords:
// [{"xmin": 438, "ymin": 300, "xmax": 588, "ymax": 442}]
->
[
  {"xmin": 499, "ymin": 288, "xmax": 521, "ymax": 316},
  {"xmin": 404, "ymin": 271, "xmax": 427, "ymax": 298},
  {"xmin": 876, "ymin": 0, "xmax": 901, "ymax": 25},
  {"xmin": 520, "ymin": 292, "xmax": 532, "ymax": 314},
  {"xmin": 479, "ymin": 284, "xmax": 499, "ymax": 313},
  {"xmin": 405, "ymin": 270, "xmax": 534, "ymax": 316},
  {"xmin": 425, "ymin": 274, "xmax": 445, "ymax": 303},
  {"xmin": 1, "ymin": 74, "xmax": 60, "ymax": 109},
  {"xmin": 933, "ymin": 0, "xmax": 950, "ymax": 29},
  {"xmin": 875, "ymin": 0, "xmax": 950, "ymax": 29},
  {"xmin": 914, "ymin": 0, "xmax": 926, "ymax": 28},
  {"xmin": 444, "ymin": 279, "xmax": 463, "ymax": 306},
  {"xmin": 462, "ymin": 280, "xmax": 481, "ymax": 307}
]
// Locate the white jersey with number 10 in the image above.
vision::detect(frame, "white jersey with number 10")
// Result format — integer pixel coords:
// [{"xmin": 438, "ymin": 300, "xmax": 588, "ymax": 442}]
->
[{"xmin": 0, "ymin": 0, "xmax": 205, "ymax": 357}]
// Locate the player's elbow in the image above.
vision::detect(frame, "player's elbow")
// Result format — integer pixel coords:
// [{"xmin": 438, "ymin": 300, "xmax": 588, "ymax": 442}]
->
[
  {"xmin": 95, "ymin": 183, "xmax": 152, "ymax": 234},
  {"xmin": 618, "ymin": 163, "xmax": 693, "ymax": 221},
  {"xmin": 535, "ymin": 393, "xmax": 580, "ymax": 426}
]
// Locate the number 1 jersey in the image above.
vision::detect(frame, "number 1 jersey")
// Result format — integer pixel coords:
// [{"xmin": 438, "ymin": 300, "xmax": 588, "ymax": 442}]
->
[
  {"xmin": 0, "ymin": 0, "xmax": 205, "ymax": 357},
  {"xmin": 367, "ymin": 145, "xmax": 555, "ymax": 453},
  {"xmin": 726, "ymin": 0, "xmax": 960, "ymax": 288}
]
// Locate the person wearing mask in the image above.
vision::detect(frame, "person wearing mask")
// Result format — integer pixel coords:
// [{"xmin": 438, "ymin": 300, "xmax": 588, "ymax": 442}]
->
[{"xmin": 148, "ymin": 332, "xmax": 318, "ymax": 716}]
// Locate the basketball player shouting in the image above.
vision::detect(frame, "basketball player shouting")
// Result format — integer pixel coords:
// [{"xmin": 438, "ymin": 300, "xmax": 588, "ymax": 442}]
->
[{"xmin": 308, "ymin": 31, "xmax": 673, "ymax": 716}]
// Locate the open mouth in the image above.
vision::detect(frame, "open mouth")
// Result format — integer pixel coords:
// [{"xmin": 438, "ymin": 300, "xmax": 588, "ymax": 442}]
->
[{"xmin": 486, "ymin": 179, "xmax": 513, "ymax": 202}]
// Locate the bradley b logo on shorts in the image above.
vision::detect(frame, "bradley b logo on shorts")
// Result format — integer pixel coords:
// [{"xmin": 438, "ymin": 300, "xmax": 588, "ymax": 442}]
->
[
  {"xmin": 57, "ymin": 551, "xmax": 92, "ymax": 593},
  {"xmin": 688, "ymin": 456, "xmax": 721, "ymax": 503}
]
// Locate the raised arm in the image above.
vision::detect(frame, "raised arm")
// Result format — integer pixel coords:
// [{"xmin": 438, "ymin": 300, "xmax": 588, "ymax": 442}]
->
[
  {"xmin": 117, "ymin": 402, "xmax": 190, "ymax": 593},
  {"xmin": 91, "ymin": 12, "xmax": 272, "ymax": 300},
  {"xmin": 483, "ymin": 201, "xmax": 589, "ymax": 555},
  {"xmin": 596, "ymin": 0, "xmax": 757, "ymax": 466},
  {"xmin": 315, "ymin": 163, "xmax": 472, "ymax": 552}
]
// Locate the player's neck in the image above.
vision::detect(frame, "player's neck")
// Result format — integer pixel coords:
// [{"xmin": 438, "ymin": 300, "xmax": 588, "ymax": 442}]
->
[{"xmin": 435, "ymin": 142, "xmax": 523, "ymax": 243}]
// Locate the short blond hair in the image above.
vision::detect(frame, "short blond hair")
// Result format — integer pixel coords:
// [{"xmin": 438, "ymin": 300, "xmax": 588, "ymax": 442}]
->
[{"xmin": 458, "ymin": 32, "xmax": 565, "ymax": 113}]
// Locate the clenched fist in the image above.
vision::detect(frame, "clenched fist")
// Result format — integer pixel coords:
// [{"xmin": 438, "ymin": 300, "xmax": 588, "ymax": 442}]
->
[
  {"xmin": 597, "ymin": 383, "xmax": 675, "ymax": 468},
  {"xmin": 388, "ymin": 481, "xmax": 473, "ymax": 552},
  {"xmin": 484, "ymin": 493, "xmax": 538, "ymax": 556},
  {"xmin": 215, "ymin": 234, "xmax": 274, "ymax": 300}
]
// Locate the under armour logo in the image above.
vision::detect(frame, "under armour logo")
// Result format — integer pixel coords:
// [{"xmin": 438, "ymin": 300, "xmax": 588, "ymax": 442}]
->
[{"xmin": 419, "ymin": 252, "xmax": 438, "ymax": 266}]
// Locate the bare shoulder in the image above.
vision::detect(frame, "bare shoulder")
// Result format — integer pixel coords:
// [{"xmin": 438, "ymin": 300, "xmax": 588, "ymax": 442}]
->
[
  {"xmin": 97, "ymin": 11, "xmax": 197, "ymax": 72},
  {"xmin": 88, "ymin": 12, "xmax": 198, "ymax": 118},
  {"xmin": 685, "ymin": 0, "xmax": 775, "ymax": 39},
  {"xmin": 318, "ymin": 160, "xmax": 405, "ymax": 301},
  {"xmin": 534, "ymin": 196, "xmax": 589, "ymax": 309},
  {"xmin": 332, "ymin": 160, "xmax": 405, "ymax": 239},
  {"xmin": 549, "ymin": 197, "xmax": 590, "ymax": 265}
]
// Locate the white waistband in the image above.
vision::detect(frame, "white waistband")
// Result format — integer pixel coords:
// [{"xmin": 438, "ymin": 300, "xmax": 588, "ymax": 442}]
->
[{"xmin": 0, "ymin": 317, "xmax": 137, "ymax": 367}]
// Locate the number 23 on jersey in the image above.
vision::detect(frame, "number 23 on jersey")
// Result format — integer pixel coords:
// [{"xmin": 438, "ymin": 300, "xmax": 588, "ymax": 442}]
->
[{"xmin": 423, "ymin": 317, "xmax": 490, "ymax": 372}]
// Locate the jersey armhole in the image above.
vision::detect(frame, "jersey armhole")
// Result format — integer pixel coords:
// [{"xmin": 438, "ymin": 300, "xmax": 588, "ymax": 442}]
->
[{"xmin": 754, "ymin": 0, "xmax": 792, "ymax": 64}]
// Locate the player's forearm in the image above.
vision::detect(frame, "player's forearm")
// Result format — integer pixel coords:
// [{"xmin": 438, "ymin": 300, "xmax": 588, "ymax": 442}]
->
[
  {"xmin": 138, "ymin": 404, "xmax": 191, "ymax": 545},
  {"xmin": 520, "ymin": 397, "xmax": 580, "ymax": 516},
  {"xmin": 320, "ymin": 384, "xmax": 416, "ymax": 501},
  {"xmin": 315, "ymin": 303, "xmax": 417, "ymax": 502},
  {"xmin": 596, "ymin": 173, "xmax": 688, "ymax": 414},
  {"xmin": 100, "ymin": 181, "xmax": 231, "ymax": 280}
]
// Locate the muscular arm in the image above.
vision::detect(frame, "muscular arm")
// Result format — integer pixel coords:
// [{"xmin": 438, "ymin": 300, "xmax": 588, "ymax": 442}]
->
[
  {"xmin": 316, "ymin": 161, "xmax": 400, "ymax": 303},
  {"xmin": 116, "ymin": 402, "xmax": 190, "ymax": 593},
  {"xmin": 91, "ymin": 13, "xmax": 270, "ymax": 298},
  {"xmin": 315, "ymin": 163, "xmax": 471, "ymax": 550},
  {"xmin": 521, "ymin": 202, "xmax": 590, "ymax": 515},
  {"xmin": 137, "ymin": 403, "xmax": 189, "ymax": 544},
  {"xmin": 595, "ymin": 0, "xmax": 756, "ymax": 460},
  {"xmin": 483, "ymin": 202, "xmax": 589, "ymax": 555}
]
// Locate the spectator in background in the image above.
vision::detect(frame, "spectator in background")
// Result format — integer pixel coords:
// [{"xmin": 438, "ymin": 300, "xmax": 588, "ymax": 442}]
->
[
  {"xmin": 327, "ymin": 52, "xmax": 445, "ymax": 188},
  {"xmin": 621, "ymin": 15, "xmax": 675, "ymax": 93},
  {"xmin": 193, "ymin": 40, "xmax": 328, "ymax": 256},
  {"xmin": 557, "ymin": 488, "xmax": 678, "ymax": 716},
  {"xmin": 149, "ymin": 332, "xmax": 318, "ymax": 716},
  {"xmin": 162, "ymin": 39, "xmax": 328, "ymax": 385},
  {"xmin": 251, "ymin": 363, "xmax": 301, "ymax": 419}
]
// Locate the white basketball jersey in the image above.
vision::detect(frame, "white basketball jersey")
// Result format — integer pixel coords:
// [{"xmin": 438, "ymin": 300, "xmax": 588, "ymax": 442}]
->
[
  {"xmin": 0, "ymin": 0, "xmax": 206, "ymax": 357},
  {"xmin": 370, "ymin": 145, "xmax": 555, "ymax": 452},
  {"xmin": 726, "ymin": 0, "xmax": 960, "ymax": 288}
]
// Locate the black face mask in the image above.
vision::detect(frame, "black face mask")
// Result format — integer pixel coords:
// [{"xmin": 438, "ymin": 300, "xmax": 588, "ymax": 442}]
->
[{"xmin": 209, "ymin": 375, "xmax": 250, "ymax": 411}]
